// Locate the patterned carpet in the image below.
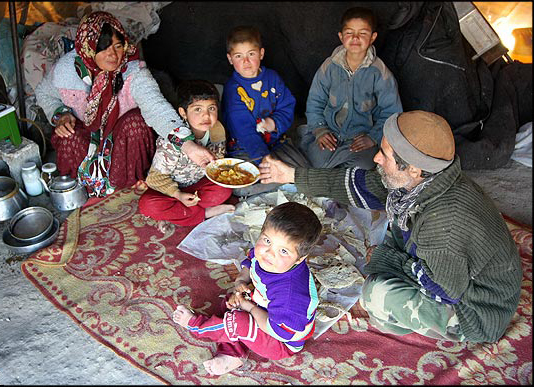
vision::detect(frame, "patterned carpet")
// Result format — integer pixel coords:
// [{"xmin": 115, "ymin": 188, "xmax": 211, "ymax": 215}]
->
[{"xmin": 21, "ymin": 188, "xmax": 532, "ymax": 385}]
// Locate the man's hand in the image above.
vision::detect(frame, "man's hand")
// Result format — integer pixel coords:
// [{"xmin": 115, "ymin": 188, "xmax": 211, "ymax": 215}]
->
[
  {"xmin": 181, "ymin": 140, "xmax": 215, "ymax": 167},
  {"xmin": 350, "ymin": 134, "xmax": 375, "ymax": 152},
  {"xmin": 54, "ymin": 113, "xmax": 76, "ymax": 138},
  {"xmin": 175, "ymin": 191, "xmax": 200, "ymax": 207},
  {"xmin": 258, "ymin": 155, "xmax": 295, "ymax": 184},
  {"xmin": 317, "ymin": 132, "xmax": 337, "ymax": 151},
  {"xmin": 365, "ymin": 245, "xmax": 377, "ymax": 264}
]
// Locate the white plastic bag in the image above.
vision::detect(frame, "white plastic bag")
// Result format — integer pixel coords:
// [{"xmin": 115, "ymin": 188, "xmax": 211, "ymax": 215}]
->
[{"xmin": 511, "ymin": 122, "xmax": 532, "ymax": 167}]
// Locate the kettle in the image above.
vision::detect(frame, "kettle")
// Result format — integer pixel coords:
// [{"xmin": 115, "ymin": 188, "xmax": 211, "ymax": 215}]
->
[{"xmin": 40, "ymin": 175, "xmax": 88, "ymax": 211}]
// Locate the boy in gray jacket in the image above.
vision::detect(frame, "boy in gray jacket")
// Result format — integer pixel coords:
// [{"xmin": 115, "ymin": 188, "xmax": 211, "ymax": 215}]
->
[{"xmin": 298, "ymin": 7, "xmax": 402, "ymax": 169}]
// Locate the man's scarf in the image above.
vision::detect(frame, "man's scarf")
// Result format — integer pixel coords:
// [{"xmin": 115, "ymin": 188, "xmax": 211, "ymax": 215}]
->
[{"xmin": 385, "ymin": 175, "xmax": 437, "ymax": 231}]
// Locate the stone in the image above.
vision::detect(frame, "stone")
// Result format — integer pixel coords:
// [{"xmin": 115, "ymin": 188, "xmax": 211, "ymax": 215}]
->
[{"xmin": 0, "ymin": 136, "xmax": 42, "ymax": 186}]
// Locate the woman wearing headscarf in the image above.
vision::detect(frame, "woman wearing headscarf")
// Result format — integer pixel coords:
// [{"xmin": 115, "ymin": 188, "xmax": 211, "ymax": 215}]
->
[{"xmin": 35, "ymin": 11, "xmax": 214, "ymax": 197}]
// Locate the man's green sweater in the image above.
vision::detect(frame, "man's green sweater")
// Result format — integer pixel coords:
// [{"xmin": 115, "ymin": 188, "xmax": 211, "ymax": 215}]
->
[{"xmin": 294, "ymin": 157, "xmax": 522, "ymax": 342}]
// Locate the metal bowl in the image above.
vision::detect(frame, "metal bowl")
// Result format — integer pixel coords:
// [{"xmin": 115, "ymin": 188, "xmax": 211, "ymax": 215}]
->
[
  {"xmin": 8, "ymin": 206, "xmax": 54, "ymax": 243},
  {"xmin": 2, "ymin": 218, "xmax": 60, "ymax": 254}
]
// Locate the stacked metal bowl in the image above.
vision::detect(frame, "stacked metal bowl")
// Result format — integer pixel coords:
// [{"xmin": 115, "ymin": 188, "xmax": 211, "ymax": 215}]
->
[
  {"xmin": 2, "ymin": 206, "xmax": 60, "ymax": 254},
  {"xmin": 0, "ymin": 176, "xmax": 28, "ymax": 221}
]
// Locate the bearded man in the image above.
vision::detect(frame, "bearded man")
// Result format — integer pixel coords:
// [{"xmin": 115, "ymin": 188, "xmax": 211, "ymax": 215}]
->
[{"xmin": 258, "ymin": 110, "xmax": 522, "ymax": 343}]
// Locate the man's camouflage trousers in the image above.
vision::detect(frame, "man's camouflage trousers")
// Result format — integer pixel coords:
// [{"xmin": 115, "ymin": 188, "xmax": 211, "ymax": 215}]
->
[{"xmin": 360, "ymin": 274, "xmax": 466, "ymax": 341}]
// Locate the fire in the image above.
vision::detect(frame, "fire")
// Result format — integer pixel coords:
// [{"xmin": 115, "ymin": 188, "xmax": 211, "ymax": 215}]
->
[
  {"xmin": 474, "ymin": 1, "xmax": 532, "ymax": 62},
  {"xmin": 493, "ymin": 17, "xmax": 519, "ymax": 51}
]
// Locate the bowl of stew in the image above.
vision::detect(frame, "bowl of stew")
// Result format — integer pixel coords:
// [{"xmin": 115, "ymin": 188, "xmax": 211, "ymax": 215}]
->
[{"xmin": 205, "ymin": 158, "xmax": 260, "ymax": 188}]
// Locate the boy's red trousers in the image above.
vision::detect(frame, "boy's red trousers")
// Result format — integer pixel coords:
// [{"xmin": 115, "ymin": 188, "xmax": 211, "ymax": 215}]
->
[{"xmin": 138, "ymin": 177, "xmax": 232, "ymax": 227}]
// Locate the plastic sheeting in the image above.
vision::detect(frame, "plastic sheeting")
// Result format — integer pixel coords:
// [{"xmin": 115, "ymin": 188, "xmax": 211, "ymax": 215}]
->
[
  {"xmin": 0, "ymin": 19, "xmax": 25, "ymax": 103},
  {"xmin": 1, "ymin": 2, "xmax": 171, "ymax": 39},
  {"xmin": 75, "ymin": 2, "xmax": 172, "ymax": 44},
  {"xmin": 0, "ymin": 2, "xmax": 84, "ymax": 25}
]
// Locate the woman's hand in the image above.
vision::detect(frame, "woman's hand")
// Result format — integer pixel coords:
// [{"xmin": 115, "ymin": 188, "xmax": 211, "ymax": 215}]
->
[
  {"xmin": 226, "ymin": 288, "xmax": 251, "ymax": 309},
  {"xmin": 226, "ymin": 277, "xmax": 250, "ymax": 296},
  {"xmin": 54, "ymin": 113, "xmax": 76, "ymax": 138},
  {"xmin": 258, "ymin": 155, "xmax": 295, "ymax": 184},
  {"xmin": 181, "ymin": 140, "xmax": 215, "ymax": 167},
  {"xmin": 238, "ymin": 297, "xmax": 256, "ymax": 313},
  {"xmin": 317, "ymin": 132, "xmax": 337, "ymax": 151},
  {"xmin": 350, "ymin": 134, "xmax": 375, "ymax": 152},
  {"xmin": 175, "ymin": 191, "xmax": 200, "ymax": 207},
  {"xmin": 227, "ymin": 267, "xmax": 251, "ymax": 294}
]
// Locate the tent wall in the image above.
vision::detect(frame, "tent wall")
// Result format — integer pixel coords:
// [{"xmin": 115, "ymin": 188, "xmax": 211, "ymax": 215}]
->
[{"xmin": 142, "ymin": 1, "xmax": 532, "ymax": 169}]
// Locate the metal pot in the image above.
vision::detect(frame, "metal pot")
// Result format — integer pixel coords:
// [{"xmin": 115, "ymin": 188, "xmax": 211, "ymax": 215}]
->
[
  {"xmin": 0, "ymin": 176, "xmax": 29, "ymax": 221},
  {"xmin": 41, "ymin": 175, "xmax": 88, "ymax": 211}
]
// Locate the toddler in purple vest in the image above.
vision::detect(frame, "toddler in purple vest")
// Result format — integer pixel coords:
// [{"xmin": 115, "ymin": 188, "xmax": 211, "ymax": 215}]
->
[{"xmin": 173, "ymin": 201, "xmax": 322, "ymax": 375}]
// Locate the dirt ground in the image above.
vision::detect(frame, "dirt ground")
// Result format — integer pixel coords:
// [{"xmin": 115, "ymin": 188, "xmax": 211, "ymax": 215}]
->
[{"xmin": 0, "ymin": 156, "xmax": 531, "ymax": 385}]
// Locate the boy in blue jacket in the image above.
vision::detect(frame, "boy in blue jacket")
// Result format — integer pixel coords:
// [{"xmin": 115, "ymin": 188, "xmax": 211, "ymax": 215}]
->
[
  {"xmin": 298, "ymin": 7, "xmax": 403, "ymax": 169},
  {"xmin": 222, "ymin": 26, "xmax": 309, "ymax": 195}
]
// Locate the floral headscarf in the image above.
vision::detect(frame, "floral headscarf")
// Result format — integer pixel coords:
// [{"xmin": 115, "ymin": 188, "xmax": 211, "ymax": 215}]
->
[{"xmin": 74, "ymin": 11, "xmax": 138, "ymax": 137}]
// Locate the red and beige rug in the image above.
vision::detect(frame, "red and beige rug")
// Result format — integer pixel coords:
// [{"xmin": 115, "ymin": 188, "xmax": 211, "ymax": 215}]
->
[{"xmin": 22, "ymin": 188, "xmax": 532, "ymax": 385}]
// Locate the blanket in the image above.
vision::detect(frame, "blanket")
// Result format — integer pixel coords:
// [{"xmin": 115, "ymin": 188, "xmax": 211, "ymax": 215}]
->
[{"xmin": 21, "ymin": 187, "xmax": 532, "ymax": 385}]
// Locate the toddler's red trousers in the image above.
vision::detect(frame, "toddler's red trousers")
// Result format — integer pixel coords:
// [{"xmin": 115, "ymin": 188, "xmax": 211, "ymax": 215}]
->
[{"xmin": 185, "ymin": 308, "xmax": 295, "ymax": 360}]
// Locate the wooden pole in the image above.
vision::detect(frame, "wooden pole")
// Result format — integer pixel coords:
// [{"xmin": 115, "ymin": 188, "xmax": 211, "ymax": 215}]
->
[{"xmin": 8, "ymin": 1, "xmax": 28, "ymax": 136}]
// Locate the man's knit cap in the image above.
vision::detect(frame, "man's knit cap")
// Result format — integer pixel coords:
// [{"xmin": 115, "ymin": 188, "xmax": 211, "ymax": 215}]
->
[{"xmin": 384, "ymin": 110, "xmax": 455, "ymax": 173}]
